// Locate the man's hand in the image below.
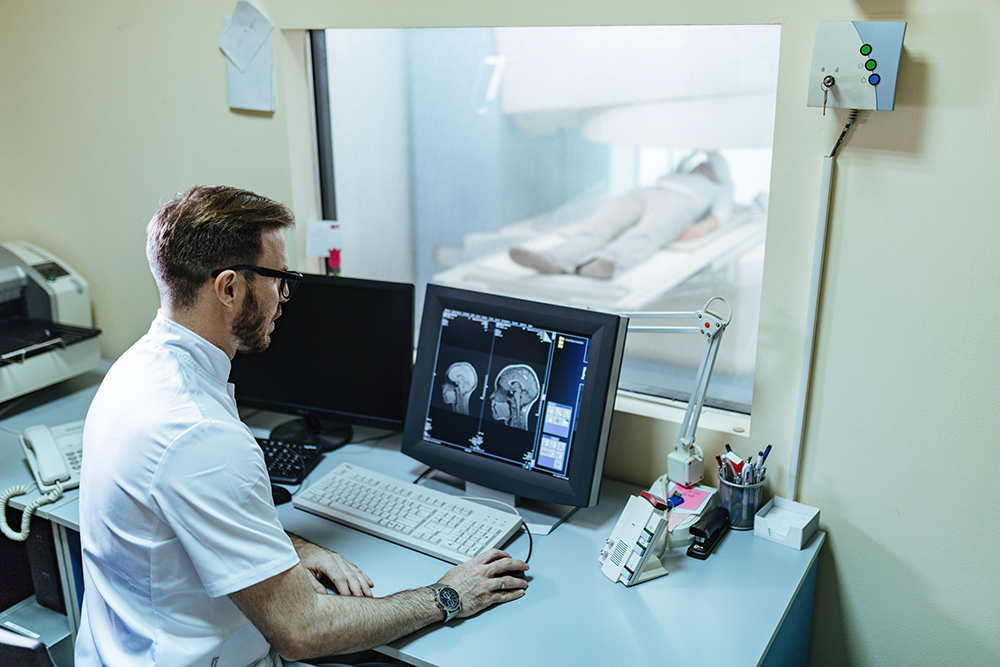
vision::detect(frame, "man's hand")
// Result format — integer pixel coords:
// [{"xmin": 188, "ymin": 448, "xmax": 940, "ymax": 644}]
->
[
  {"xmin": 287, "ymin": 532, "xmax": 374, "ymax": 597},
  {"xmin": 437, "ymin": 548, "xmax": 529, "ymax": 619}
]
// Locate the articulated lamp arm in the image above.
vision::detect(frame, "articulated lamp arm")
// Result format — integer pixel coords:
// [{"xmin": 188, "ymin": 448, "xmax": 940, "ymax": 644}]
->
[{"xmin": 621, "ymin": 297, "xmax": 731, "ymax": 487}]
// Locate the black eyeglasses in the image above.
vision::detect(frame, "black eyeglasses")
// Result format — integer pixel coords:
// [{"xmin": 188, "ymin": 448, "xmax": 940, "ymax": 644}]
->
[{"xmin": 211, "ymin": 265, "xmax": 304, "ymax": 299}]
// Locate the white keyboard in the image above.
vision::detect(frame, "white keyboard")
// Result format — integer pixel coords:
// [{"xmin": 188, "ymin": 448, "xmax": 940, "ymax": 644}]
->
[{"xmin": 293, "ymin": 462, "xmax": 523, "ymax": 564}]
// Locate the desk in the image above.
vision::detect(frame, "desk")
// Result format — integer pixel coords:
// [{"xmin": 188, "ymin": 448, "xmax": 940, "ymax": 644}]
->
[
  {"xmin": 0, "ymin": 366, "xmax": 104, "ymax": 664},
  {"xmin": 278, "ymin": 440, "xmax": 823, "ymax": 667},
  {"xmin": 1, "ymin": 370, "xmax": 823, "ymax": 667}
]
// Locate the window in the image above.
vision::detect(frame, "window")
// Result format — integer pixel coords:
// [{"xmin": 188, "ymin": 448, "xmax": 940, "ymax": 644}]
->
[{"xmin": 314, "ymin": 26, "xmax": 780, "ymax": 416}]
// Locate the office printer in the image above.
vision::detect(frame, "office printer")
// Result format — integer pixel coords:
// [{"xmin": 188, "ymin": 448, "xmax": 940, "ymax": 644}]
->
[{"xmin": 0, "ymin": 241, "xmax": 101, "ymax": 403}]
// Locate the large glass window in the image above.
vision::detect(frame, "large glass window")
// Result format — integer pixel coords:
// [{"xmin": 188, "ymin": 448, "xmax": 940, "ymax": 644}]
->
[{"xmin": 318, "ymin": 26, "xmax": 780, "ymax": 415}]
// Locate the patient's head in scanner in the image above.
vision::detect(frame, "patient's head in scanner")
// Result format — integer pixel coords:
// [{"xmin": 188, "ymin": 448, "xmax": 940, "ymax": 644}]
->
[
  {"xmin": 489, "ymin": 364, "xmax": 540, "ymax": 430},
  {"xmin": 509, "ymin": 150, "xmax": 733, "ymax": 280},
  {"xmin": 441, "ymin": 361, "xmax": 478, "ymax": 415}
]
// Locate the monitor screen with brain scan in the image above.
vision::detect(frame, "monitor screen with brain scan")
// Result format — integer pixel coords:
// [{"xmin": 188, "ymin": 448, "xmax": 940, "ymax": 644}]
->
[{"xmin": 402, "ymin": 284, "xmax": 627, "ymax": 509}]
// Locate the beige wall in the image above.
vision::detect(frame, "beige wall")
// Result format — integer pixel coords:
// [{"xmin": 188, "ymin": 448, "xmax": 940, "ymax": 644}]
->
[{"xmin": 2, "ymin": 1, "xmax": 998, "ymax": 664}]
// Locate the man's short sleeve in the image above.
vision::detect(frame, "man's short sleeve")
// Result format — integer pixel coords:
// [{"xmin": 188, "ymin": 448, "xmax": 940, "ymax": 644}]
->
[{"xmin": 150, "ymin": 420, "xmax": 298, "ymax": 598}]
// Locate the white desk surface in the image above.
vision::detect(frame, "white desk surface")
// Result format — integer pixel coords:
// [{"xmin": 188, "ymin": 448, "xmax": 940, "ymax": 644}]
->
[
  {"xmin": 277, "ymin": 439, "xmax": 823, "ymax": 667},
  {"xmin": 1, "ymin": 370, "xmax": 823, "ymax": 667}
]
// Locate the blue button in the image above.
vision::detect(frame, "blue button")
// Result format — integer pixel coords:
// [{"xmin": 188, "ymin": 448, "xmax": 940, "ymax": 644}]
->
[{"xmin": 868, "ymin": 73, "xmax": 881, "ymax": 85}]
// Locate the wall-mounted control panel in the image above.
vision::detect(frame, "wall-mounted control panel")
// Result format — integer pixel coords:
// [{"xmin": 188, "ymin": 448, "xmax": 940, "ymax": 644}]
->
[{"xmin": 807, "ymin": 21, "xmax": 906, "ymax": 111}]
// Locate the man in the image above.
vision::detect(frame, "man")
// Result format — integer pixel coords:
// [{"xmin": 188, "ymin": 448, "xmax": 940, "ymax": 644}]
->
[
  {"xmin": 509, "ymin": 150, "xmax": 734, "ymax": 279},
  {"xmin": 75, "ymin": 186, "xmax": 528, "ymax": 667}
]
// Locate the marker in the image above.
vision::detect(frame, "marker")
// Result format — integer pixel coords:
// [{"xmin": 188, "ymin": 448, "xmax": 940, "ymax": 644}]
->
[{"xmin": 725, "ymin": 444, "xmax": 733, "ymax": 454}]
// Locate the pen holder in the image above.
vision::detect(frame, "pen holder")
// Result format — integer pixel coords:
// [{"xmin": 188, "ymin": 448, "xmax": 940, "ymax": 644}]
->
[{"xmin": 718, "ymin": 472, "xmax": 764, "ymax": 530}]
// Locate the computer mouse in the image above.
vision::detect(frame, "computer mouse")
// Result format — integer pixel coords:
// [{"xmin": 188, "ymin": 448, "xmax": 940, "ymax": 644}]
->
[
  {"xmin": 271, "ymin": 484, "xmax": 292, "ymax": 506},
  {"xmin": 497, "ymin": 569, "xmax": 527, "ymax": 580}
]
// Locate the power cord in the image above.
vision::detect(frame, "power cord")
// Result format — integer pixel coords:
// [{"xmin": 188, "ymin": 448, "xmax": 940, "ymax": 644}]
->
[
  {"xmin": 829, "ymin": 108, "xmax": 861, "ymax": 158},
  {"xmin": 0, "ymin": 481, "xmax": 64, "ymax": 541},
  {"xmin": 412, "ymin": 466, "xmax": 435, "ymax": 485}
]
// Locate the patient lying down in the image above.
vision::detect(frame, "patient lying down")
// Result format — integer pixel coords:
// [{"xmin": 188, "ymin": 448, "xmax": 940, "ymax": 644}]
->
[{"xmin": 509, "ymin": 151, "xmax": 733, "ymax": 280}]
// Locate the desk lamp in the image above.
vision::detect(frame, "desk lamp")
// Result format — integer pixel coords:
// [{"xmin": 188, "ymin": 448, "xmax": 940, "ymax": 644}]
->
[
  {"xmin": 622, "ymin": 296, "xmax": 731, "ymax": 490},
  {"xmin": 601, "ymin": 297, "xmax": 730, "ymax": 586}
]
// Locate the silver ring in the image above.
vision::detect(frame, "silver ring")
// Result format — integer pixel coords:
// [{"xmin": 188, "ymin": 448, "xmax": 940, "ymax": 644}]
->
[{"xmin": 500, "ymin": 579, "xmax": 505, "ymax": 590}]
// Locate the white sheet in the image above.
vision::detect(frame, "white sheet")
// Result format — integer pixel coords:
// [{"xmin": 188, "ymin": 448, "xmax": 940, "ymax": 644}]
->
[{"xmin": 433, "ymin": 205, "xmax": 766, "ymax": 312}]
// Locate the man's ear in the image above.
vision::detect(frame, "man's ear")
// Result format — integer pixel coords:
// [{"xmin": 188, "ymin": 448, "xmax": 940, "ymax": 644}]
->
[{"xmin": 212, "ymin": 270, "xmax": 239, "ymax": 308}]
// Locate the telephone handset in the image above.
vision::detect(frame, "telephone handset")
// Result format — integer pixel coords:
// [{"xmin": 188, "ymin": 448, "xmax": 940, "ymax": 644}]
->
[
  {"xmin": 1, "ymin": 420, "xmax": 84, "ymax": 541},
  {"xmin": 21, "ymin": 421, "xmax": 84, "ymax": 493}
]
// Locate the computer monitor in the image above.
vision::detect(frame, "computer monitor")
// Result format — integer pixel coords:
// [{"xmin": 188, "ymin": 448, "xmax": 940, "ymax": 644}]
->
[
  {"xmin": 402, "ymin": 284, "xmax": 628, "ymax": 532},
  {"xmin": 229, "ymin": 274, "xmax": 414, "ymax": 450}
]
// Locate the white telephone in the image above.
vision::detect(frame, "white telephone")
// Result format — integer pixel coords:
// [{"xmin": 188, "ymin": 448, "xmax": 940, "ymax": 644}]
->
[
  {"xmin": 20, "ymin": 421, "xmax": 84, "ymax": 493},
  {"xmin": 1, "ymin": 420, "xmax": 84, "ymax": 541}
]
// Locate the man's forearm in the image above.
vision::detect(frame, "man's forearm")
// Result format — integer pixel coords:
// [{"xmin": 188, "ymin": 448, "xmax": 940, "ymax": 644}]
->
[
  {"xmin": 302, "ymin": 585, "xmax": 443, "ymax": 657},
  {"xmin": 231, "ymin": 562, "xmax": 441, "ymax": 661}
]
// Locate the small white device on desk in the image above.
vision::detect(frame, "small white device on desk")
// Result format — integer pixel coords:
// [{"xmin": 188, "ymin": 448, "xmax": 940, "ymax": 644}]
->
[{"xmin": 0, "ymin": 241, "xmax": 101, "ymax": 402}]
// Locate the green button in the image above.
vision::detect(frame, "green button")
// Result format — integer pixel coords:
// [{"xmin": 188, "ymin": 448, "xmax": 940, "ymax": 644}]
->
[
  {"xmin": 865, "ymin": 59, "xmax": 877, "ymax": 71},
  {"xmin": 860, "ymin": 44, "xmax": 872, "ymax": 56}
]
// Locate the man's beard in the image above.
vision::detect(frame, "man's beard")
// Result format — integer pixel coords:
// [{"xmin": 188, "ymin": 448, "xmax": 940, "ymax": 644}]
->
[{"xmin": 233, "ymin": 285, "xmax": 279, "ymax": 354}]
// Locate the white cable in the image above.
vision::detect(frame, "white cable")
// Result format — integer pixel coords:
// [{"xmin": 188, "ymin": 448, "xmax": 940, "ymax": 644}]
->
[
  {"xmin": 0, "ymin": 481, "xmax": 64, "ymax": 541},
  {"xmin": 462, "ymin": 496, "xmax": 524, "ymax": 522}
]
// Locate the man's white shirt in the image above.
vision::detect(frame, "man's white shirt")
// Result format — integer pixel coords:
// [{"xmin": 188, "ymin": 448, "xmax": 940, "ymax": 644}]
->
[{"xmin": 75, "ymin": 312, "xmax": 298, "ymax": 667}]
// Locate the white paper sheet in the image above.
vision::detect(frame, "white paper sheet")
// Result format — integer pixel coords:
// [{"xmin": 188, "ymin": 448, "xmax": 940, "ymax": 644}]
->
[
  {"xmin": 224, "ymin": 16, "xmax": 273, "ymax": 112},
  {"xmin": 217, "ymin": 0, "xmax": 273, "ymax": 72}
]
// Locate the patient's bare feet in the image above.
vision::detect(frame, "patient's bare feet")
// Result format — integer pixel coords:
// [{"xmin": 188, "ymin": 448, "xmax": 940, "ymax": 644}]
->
[
  {"xmin": 576, "ymin": 258, "xmax": 615, "ymax": 280},
  {"xmin": 509, "ymin": 248, "xmax": 564, "ymax": 274}
]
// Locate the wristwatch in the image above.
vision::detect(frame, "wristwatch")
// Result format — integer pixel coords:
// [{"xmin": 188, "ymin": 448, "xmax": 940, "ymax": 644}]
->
[{"xmin": 426, "ymin": 583, "xmax": 461, "ymax": 623}]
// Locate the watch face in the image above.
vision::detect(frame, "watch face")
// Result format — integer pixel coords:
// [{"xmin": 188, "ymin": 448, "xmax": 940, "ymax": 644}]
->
[{"xmin": 439, "ymin": 586, "xmax": 461, "ymax": 611}]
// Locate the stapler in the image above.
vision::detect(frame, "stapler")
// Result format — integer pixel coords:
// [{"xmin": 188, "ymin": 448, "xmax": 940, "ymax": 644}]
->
[{"xmin": 686, "ymin": 506, "xmax": 730, "ymax": 560}]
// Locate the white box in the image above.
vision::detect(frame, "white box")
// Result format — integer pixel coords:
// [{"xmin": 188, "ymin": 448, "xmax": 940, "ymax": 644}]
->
[{"xmin": 753, "ymin": 496, "xmax": 819, "ymax": 550}]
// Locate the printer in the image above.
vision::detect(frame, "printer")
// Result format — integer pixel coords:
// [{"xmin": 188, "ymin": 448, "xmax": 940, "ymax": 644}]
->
[{"xmin": 0, "ymin": 241, "xmax": 101, "ymax": 403}]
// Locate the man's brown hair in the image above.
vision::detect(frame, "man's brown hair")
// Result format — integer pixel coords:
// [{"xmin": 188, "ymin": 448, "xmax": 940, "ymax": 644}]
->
[{"xmin": 146, "ymin": 185, "xmax": 295, "ymax": 309}]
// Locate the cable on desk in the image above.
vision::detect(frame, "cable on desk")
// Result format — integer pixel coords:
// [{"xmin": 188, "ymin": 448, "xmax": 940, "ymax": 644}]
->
[
  {"xmin": 351, "ymin": 430, "xmax": 402, "ymax": 446},
  {"xmin": 412, "ymin": 466, "xmax": 434, "ymax": 485},
  {"xmin": 0, "ymin": 481, "xmax": 63, "ymax": 541},
  {"xmin": 520, "ymin": 520, "xmax": 533, "ymax": 564},
  {"xmin": 0, "ymin": 395, "xmax": 30, "ymax": 422}
]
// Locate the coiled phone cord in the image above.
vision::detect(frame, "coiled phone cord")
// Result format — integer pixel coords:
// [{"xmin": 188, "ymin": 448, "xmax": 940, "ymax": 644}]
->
[{"xmin": 0, "ymin": 481, "xmax": 64, "ymax": 542}]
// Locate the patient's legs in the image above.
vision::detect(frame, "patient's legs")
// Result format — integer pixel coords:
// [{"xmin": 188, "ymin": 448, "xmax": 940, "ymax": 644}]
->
[
  {"xmin": 509, "ymin": 190, "xmax": 646, "ymax": 274},
  {"xmin": 578, "ymin": 189, "xmax": 702, "ymax": 278},
  {"xmin": 510, "ymin": 187, "xmax": 705, "ymax": 279}
]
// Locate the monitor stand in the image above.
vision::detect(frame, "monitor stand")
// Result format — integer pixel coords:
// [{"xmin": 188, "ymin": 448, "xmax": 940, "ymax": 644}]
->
[{"xmin": 270, "ymin": 416, "xmax": 352, "ymax": 452}]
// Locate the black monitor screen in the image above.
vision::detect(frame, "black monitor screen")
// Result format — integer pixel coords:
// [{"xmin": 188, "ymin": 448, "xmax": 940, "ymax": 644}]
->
[
  {"xmin": 229, "ymin": 274, "xmax": 414, "ymax": 444},
  {"xmin": 402, "ymin": 285, "xmax": 627, "ymax": 508}
]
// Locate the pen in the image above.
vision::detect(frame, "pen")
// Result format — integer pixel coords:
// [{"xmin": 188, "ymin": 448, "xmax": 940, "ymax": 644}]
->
[{"xmin": 761, "ymin": 444, "xmax": 772, "ymax": 464}]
